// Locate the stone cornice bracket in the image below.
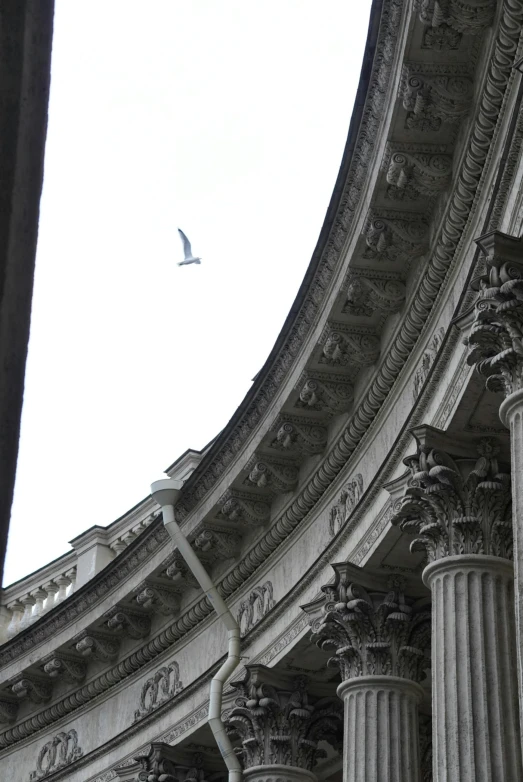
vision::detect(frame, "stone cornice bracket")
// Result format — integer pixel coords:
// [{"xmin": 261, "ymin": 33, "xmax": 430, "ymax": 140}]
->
[
  {"xmin": 103, "ymin": 605, "xmax": 151, "ymax": 640},
  {"xmin": 343, "ymin": 273, "xmax": 406, "ymax": 316},
  {"xmin": 294, "ymin": 371, "xmax": 354, "ymax": 417},
  {"xmin": 10, "ymin": 673, "xmax": 52, "ymax": 704},
  {"xmin": 73, "ymin": 629, "xmax": 120, "ymax": 661},
  {"xmin": 465, "ymin": 230, "xmax": 523, "ymax": 398},
  {"xmin": 388, "ymin": 424, "xmax": 512, "ymax": 562},
  {"xmin": 268, "ymin": 414, "xmax": 328, "ymax": 455},
  {"xmin": 413, "ymin": 0, "xmax": 496, "ymax": 34},
  {"xmin": 243, "ymin": 456, "xmax": 299, "ymax": 494},
  {"xmin": 161, "ymin": 551, "xmax": 200, "ymax": 591},
  {"xmin": 301, "ymin": 563, "xmax": 430, "ymax": 684},
  {"xmin": 134, "ymin": 580, "xmax": 181, "ymax": 615},
  {"xmin": 217, "ymin": 488, "xmax": 271, "ymax": 527},
  {"xmin": 363, "ymin": 209, "xmax": 429, "ymax": 263},
  {"xmin": 319, "ymin": 324, "xmax": 380, "ymax": 368},
  {"xmin": 0, "ymin": 697, "xmax": 18, "ymax": 724},
  {"xmin": 400, "ymin": 63, "xmax": 473, "ymax": 127},
  {"xmin": 41, "ymin": 652, "xmax": 87, "ymax": 683},
  {"xmin": 114, "ymin": 742, "xmax": 223, "ymax": 782},
  {"xmin": 385, "ymin": 146, "xmax": 452, "ymax": 197},
  {"xmin": 193, "ymin": 528, "xmax": 240, "ymax": 560},
  {"xmin": 225, "ymin": 665, "xmax": 343, "ymax": 769}
]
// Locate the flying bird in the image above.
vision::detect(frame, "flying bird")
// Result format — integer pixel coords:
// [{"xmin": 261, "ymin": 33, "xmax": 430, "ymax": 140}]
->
[{"xmin": 177, "ymin": 229, "xmax": 202, "ymax": 266}]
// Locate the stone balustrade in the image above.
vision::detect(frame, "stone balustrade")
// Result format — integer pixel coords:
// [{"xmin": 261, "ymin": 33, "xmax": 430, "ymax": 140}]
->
[{"xmin": 3, "ymin": 566, "xmax": 77, "ymax": 641}]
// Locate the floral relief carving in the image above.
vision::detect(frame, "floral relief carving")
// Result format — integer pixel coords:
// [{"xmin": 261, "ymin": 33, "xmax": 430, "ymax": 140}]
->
[
  {"xmin": 390, "ymin": 429, "xmax": 512, "ymax": 562},
  {"xmin": 319, "ymin": 328, "xmax": 380, "ymax": 368},
  {"xmin": 400, "ymin": 63, "xmax": 473, "ymax": 128},
  {"xmin": 225, "ymin": 666, "xmax": 343, "ymax": 769},
  {"xmin": 269, "ymin": 415, "xmax": 327, "ymax": 455},
  {"xmin": 217, "ymin": 489, "xmax": 271, "ymax": 527},
  {"xmin": 413, "ymin": 327, "xmax": 445, "ymax": 399},
  {"xmin": 329, "ymin": 474, "xmax": 364, "ymax": 536},
  {"xmin": 386, "ymin": 149, "xmax": 452, "ymax": 197},
  {"xmin": 302, "ymin": 565, "xmax": 430, "ymax": 683},
  {"xmin": 237, "ymin": 581, "xmax": 275, "ymax": 636},
  {"xmin": 294, "ymin": 372, "xmax": 354, "ymax": 416},
  {"xmin": 30, "ymin": 729, "xmax": 83, "ymax": 780},
  {"xmin": 134, "ymin": 660, "xmax": 183, "ymax": 722},
  {"xmin": 363, "ymin": 210, "xmax": 429, "ymax": 263},
  {"xmin": 343, "ymin": 275, "xmax": 406, "ymax": 316},
  {"xmin": 414, "ymin": 0, "xmax": 495, "ymax": 34}
]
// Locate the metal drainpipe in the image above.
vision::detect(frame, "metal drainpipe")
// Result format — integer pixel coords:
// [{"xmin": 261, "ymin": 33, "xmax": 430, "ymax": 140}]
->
[{"xmin": 150, "ymin": 479, "xmax": 242, "ymax": 782}]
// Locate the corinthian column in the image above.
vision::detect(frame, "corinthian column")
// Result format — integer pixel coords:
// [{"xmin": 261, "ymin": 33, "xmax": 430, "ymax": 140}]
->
[
  {"xmin": 302, "ymin": 565, "xmax": 430, "ymax": 782},
  {"xmin": 391, "ymin": 426, "xmax": 522, "ymax": 782},
  {"xmin": 225, "ymin": 665, "xmax": 343, "ymax": 782},
  {"xmin": 466, "ymin": 229, "xmax": 523, "ymax": 740}
]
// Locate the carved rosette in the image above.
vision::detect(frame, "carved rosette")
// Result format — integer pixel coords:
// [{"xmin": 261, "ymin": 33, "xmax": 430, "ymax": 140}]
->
[
  {"xmin": 303, "ymin": 566, "xmax": 430, "ymax": 684},
  {"xmin": 391, "ymin": 437, "xmax": 513, "ymax": 562},
  {"xmin": 466, "ymin": 231, "xmax": 523, "ymax": 398},
  {"xmin": 225, "ymin": 666, "xmax": 342, "ymax": 770}
]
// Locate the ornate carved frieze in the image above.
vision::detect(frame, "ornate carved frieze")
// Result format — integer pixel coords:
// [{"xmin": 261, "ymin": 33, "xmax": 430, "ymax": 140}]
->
[
  {"xmin": 385, "ymin": 144, "xmax": 452, "ymax": 198},
  {"xmin": 134, "ymin": 581, "xmax": 181, "ymax": 615},
  {"xmin": 389, "ymin": 427, "xmax": 512, "ymax": 562},
  {"xmin": 104, "ymin": 606, "xmax": 151, "ymax": 640},
  {"xmin": 237, "ymin": 581, "xmax": 274, "ymax": 636},
  {"xmin": 134, "ymin": 660, "xmax": 183, "ymax": 722},
  {"xmin": 10, "ymin": 673, "xmax": 52, "ymax": 704},
  {"xmin": 244, "ymin": 457, "xmax": 298, "ymax": 494},
  {"xmin": 363, "ymin": 209, "xmax": 429, "ymax": 263},
  {"xmin": 42, "ymin": 652, "xmax": 87, "ymax": 683},
  {"xmin": 302, "ymin": 565, "xmax": 430, "ymax": 683},
  {"xmin": 74, "ymin": 629, "xmax": 120, "ymax": 661},
  {"xmin": 193, "ymin": 528, "xmax": 240, "ymax": 561},
  {"xmin": 217, "ymin": 489, "xmax": 271, "ymax": 527},
  {"xmin": 413, "ymin": 326, "xmax": 445, "ymax": 399},
  {"xmin": 0, "ymin": 697, "xmax": 18, "ymax": 724},
  {"xmin": 329, "ymin": 474, "xmax": 364, "ymax": 536},
  {"xmin": 414, "ymin": 0, "xmax": 495, "ymax": 34},
  {"xmin": 30, "ymin": 729, "xmax": 83, "ymax": 781},
  {"xmin": 268, "ymin": 415, "xmax": 327, "ymax": 455},
  {"xmin": 294, "ymin": 371, "xmax": 354, "ymax": 416},
  {"xmin": 466, "ymin": 231, "xmax": 523, "ymax": 397},
  {"xmin": 343, "ymin": 273, "xmax": 406, "ymax": 317},
  {"xmin": 225, "ymin": 666, "xmax": 343, "ymax": 769},
  {"xmin": 421, "ymin": 23, "xmax": 462, "ymax": 51},
  {"xmin": 319, "ymin": 324, "xmax": 380, "ymax": 368},
  {"xmin": 400, "ymin": 63, "xmax": 473, "ymax": 128}
]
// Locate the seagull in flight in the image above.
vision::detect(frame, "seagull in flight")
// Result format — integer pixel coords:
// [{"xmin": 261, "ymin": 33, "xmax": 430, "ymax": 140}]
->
[{"xmin": 177, "ymin": 229, "xmax": 201, "ymax": 266}]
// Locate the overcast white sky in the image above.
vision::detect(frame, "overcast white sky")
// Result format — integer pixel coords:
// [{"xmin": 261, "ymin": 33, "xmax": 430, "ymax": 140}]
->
[{"xmin": 4, "ymin": 1, "xmax": 371, "ymax": 586}]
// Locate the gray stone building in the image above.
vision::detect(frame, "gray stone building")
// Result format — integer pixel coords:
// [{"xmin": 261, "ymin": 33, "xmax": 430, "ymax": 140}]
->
[{"xmin": 2, "ymin": 1, "xmax": 523, "ymax": 780}]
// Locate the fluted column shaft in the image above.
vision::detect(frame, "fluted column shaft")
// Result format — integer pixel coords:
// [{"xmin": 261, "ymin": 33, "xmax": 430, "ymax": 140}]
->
[
  {"xmin": 500, "ymin": 389, "xmax": 523, "ymax": 743},
  {"xmin": 243, "ymin": 766, "xmax": 317, "ymax": 782},
  {"xmin": 337, "ymin": 676, "xmax": 422, "ymax": 782},
  {"xmin": 424, "ymin": 555, "xmax": 522, "ymax": 782}
]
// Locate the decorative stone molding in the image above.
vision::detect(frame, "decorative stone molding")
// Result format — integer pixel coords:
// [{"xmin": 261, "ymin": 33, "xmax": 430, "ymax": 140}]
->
[
  {"xmin": 225, "ymin": 665, "xmax": 342, "ymax": 769},
  {"xmin": 0, "ymin": 697, "xmax": 18, "ymax": 724},
  {"xmin": 133, "ymin": 660, "xmax": 183, "ymax": 722},
  {"xmin": 329, "ymin": 474, "xmax": 364, "ymax": 536},
  {"xmin": 42, "ymin": 652, "xmax": 87, "ymax": 683},
  {"xmin": 343, "ymin": 274, "xmax": 406, "ymax": 316},
  {"xmin": 414, "ymin": 0, "xmax": 496, "ymax": 34},
  {"xmin": 237, "ymin": 581, "xmax": 275, "ymax": 636},
  {"xmin": 294, "ymin": 371, "xmax": 354, "ymax": 416},
  {"xmin": 161, "ymin": 551, "xmax": 200, "ymax": 591},
  {"xmin": 302, "ymin": 564, "xmax": 430, "ymax": 683},
  {"xmin": 134, "ymin": 581, "xmax": 181, "ymax": 615},
  {"xmin": 114, "ymin": 742, "xmax": 226, "ymax": 782},
  {"xmin": 389, "ymin": 426, "xmax": 512, "ymax": 562},
  {"xmin": 465, "ymin": 230, "xmax": 523, "ymax": 397},
  {"xmin": 421, "ymin": 23, "xmax": 462, "ymax": 51},
  {"xmin": 319, "ymin": 325, "xmax": 380, "ymax": 368},
  {"xmin": 10, "ymin": 674, "xmax": 52, "ymax": 704},
  {"xmin": 363, "ymin": 209, "xmax": 429, "ymax": 263},
  {"xmin": 30, "ymin": 729, "xmax": 83, "ymax": 780},
  {"xmin": 385, "ymin": 146, "xmax": 452, "ymax": 198},
  {"xmin": 244, "ymin": 457, "xmax": 299, "ymax": 494},
  {"xmin": 400, "ymin": 63, "xmax": 473, "ymax": 128},
  {"xmin": 193, "ymin": 529, "xmax": 240, "ymax": 560},
  {"xmin": 74, "ymin": 629, "xmax": 120, "ymax": 661},
  {"xmin": 104, "ymin": 606, "xmax": 151, "ymax": 640},
  {"xmin": 217, "ymin": 489, "xmax": 271, "ymax": 527},
  {"xmin": 413, "ymin": 326, "xmax": 445, "ymax": 399},
  {"xmin": 268, "ymin": 415, "xmax": 327, "ymax": 455}
]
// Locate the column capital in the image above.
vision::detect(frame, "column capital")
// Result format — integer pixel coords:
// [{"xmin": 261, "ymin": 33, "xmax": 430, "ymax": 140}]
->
[
  {"xmin": 465, "ymin": 229, "xmax": 523, "ymax": 398},
  {"xmin": 389, "ymin": 426, "xmax": 512, "ymax": 563},
  {"xmin": 301, "ymin": 563, "xmax": 430, "ymax": 685},
  {"xmin": 225, "ymin": 665, "xmax": 342, "ymax": 770}
]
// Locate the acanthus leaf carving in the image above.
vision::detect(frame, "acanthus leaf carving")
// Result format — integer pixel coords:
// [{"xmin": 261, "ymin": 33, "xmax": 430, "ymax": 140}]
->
[
  {"xmin": 343, "ymin": 274, "xmax": 406, "ymax": 317},
  {"xmin": 400, "ymin": 63, "xmax": 473, "ymax": 127},
  {"xmin": 30, "ymin": 729, "xmax": 83, "ymax": 781},
  {"xmin": 114, "ymin": 742, "xmax": 226, "ymax": 782},
  {"xmin": 294, "ymin": 371, "xmax": 354, "ymax": 417},
  {"xmin": 42, "ymin": 652, "xmax": 87, "ymax": 683},
  {"xmin": 329, "ymin": 474, "xmax": 364, "ymax": 536},
  {"xmin": 134, "ymin": 660, "xmax": 183, "ymax": 722},
  {"xmin": 217, "ymin": 489, "xmax": 271, "ymax": 527},
  {"xmin": 363, "ymin": 209, "xmax": 429, "ymax": 263},
  {"xmin": 104, "ymin": 605, "xmax": 151, "ymax": 640},
  {"xmin": 385, "ymin": 148, "xmax": 452, "ymax": 197},
  {"xmin": 319, "ymin": 325, "xmax": 380, "ymax": 368},
  {"xmin": 225, "ymin": 666, "xmax": 343, "ymax": 770},
  {"xmin": 10, "ymin": 674, "xmax": 52, "ymax": 704},
  {"xmin": 302, "ymin": 565, "xmax": 430, "ymax": 683},
  {"xmin": 73, "ymin": 629, "xmax": 120, "ymax": 661},
  {"xmin": 268, "ymin": 415, "xmax": 327, "ymax": 455},
  {"xmin": 414, "ymin": 0, "xmax": 495, "ymax": 34},
  {"xmin": 193, "ymin": 528, "xmax": 241, "ymax": 560},
  {"xmin": 244, "ymin": 457, "xmax": 298, "ymax": 494},
  {"xmin": 161, "ymin": 551, "xmax": 200, "ymax": 592},
  {"xmin": 134, "ymin": 581, "xmax": 181, "ymax": 615}
]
